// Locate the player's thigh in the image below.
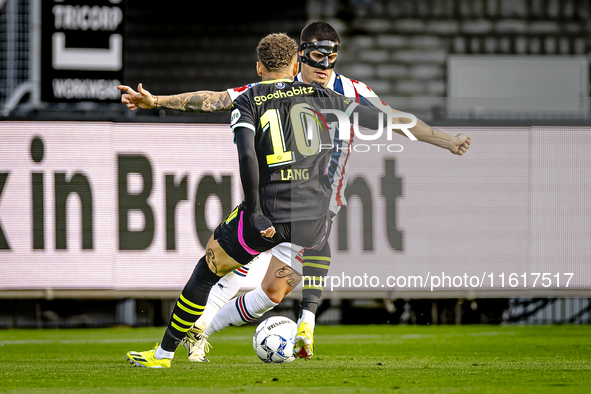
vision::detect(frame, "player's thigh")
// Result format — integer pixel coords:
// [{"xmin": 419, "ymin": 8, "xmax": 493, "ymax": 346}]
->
[
  {"xmin": 262, "ymin": 248, "xmax": 303, "ymax": 303},
  {"xmin": 270, "ymin": 242, "xmax": 304, "ymax": 274},
  {"xmin": 205, "ymin": 235, "xmax": 242, "ymax": 276}
]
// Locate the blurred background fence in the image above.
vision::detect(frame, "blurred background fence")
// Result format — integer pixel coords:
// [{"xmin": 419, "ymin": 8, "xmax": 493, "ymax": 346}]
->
[{"xmin": 2, "ymin": 0, "xmax": 591, "ymax": 123}]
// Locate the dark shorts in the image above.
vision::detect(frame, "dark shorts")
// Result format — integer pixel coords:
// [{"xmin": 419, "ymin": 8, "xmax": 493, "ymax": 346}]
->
[{"xmin": 213, "ymin": 203, "xmax": 332, "ymax": 265}]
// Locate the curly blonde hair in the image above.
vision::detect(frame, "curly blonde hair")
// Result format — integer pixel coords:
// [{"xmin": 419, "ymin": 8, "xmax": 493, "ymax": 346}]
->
[{"xmin": 256, "ymin": 33, "xmax": 298, "ymax": 72}]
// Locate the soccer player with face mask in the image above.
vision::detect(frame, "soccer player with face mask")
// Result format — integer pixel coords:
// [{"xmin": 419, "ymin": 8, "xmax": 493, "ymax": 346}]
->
[{"xmin": 118, "ymin": 22, "xmax": 471, "ymax": 363}]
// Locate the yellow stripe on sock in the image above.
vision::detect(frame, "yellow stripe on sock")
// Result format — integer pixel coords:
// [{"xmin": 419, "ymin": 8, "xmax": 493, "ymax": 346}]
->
[
  {"xmin": 172, "ymin": 314, "xmax": 193, "ymax": 327},
  {"xmin": 302, "ymin": 262, "xmax": 330, "ymax": 269},
  {"xmin": 171, "ymin": 321, "xmax": 190, "ymax": 333},
  {"xmin": 302, "ymin": 256, "xmax": 331, "ymax": 262},
  {"xmin": 177, "ymin": 301, "xmax": 203, "ymax": 315},
  {"xmin": 179, "ymin": 294, "xmax": 204, "ymax": 310}
]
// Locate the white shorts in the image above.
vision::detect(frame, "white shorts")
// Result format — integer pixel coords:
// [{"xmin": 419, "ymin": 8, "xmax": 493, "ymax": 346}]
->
[{"xmin": 270, "ymin": 243, "xmax": 304, "ymax": 274}]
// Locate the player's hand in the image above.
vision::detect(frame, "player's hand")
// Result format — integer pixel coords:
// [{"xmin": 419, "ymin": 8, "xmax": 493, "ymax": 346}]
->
[
  {"xmin": 247, "ymin": 209, "xmax": 275, "ymax": 238},
  {"xmin": 450, "ymin": 133, "xmax": 471, "ymax": 155},
  {"xmin": 260, "ymin": 226, "xmax": 276, "ymax": 238},
  {"xmin": 293, "ymin": 322, "xmax": 314, "ymax": 360},
  {"xmin": 117, "ymin": 83, "xmax": 156, "ymax": 111}
]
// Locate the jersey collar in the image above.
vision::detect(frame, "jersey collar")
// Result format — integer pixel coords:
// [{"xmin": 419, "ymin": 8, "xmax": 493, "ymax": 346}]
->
[{"xmin": 258, "ymin": 78, "xmax": 294, "ymax": 85}]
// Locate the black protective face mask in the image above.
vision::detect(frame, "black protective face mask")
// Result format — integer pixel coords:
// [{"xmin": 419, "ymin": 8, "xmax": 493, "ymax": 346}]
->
[{"xmin": 299, "ymin": 40, "xmax": 340, "ymax": 70}]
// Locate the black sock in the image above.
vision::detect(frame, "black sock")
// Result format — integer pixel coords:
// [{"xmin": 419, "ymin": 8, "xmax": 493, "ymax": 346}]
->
[
  {"xmin": 301, "ymin": 242, "xmax": 331, "ymax": 315},
  {"xmin": 160, "ymin": 256, "xmax": 221, "ymax": 352}
]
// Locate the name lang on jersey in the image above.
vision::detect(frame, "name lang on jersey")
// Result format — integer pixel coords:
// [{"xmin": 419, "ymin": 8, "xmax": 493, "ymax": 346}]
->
[
  {"xmin": 253, "ymin": 86, "xmax": 315, "ymax": 106},
  {"xmin": 280, "ymin": 168, "xmax": 309, "ymax": 181}
]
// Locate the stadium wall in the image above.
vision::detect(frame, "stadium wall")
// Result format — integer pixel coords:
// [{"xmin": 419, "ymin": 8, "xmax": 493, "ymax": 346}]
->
[
  {"xmin": 1, "ymin": 122, "xmax": 590, "ymax": 296},
  {"xmin": 312, "ymin": 0, "xmax": 591, "ymax": 119}
]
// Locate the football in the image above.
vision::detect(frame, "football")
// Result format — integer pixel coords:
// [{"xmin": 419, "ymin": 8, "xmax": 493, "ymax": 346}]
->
[{"xmin": 252, "ymin": 316, "xmax": 297, "ymax": 363}]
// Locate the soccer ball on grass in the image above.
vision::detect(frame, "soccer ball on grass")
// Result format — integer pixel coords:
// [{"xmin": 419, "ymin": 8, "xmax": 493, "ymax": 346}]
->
[{"xmin": 253, "ymin": 316, "xmax": 297, "ymax": 363}]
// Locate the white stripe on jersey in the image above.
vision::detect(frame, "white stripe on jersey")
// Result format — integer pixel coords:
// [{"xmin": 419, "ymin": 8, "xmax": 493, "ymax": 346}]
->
[{"xmin": 231, "ymin": 122, "xmax": 256, "ymax": 132}]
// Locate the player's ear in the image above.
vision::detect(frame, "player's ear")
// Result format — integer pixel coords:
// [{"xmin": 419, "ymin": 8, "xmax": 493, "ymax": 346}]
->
[
  {"xmin": 256, "ymin": 61, "xmax": 263, "ymax": 77},
  {"xmin": 292, "ymin": 61, "xmax": 299, "ymax": 77}
]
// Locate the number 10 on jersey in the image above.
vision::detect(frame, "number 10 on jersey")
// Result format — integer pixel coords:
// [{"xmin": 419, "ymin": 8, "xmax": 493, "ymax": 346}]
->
[{"xmin": 261, "ymin": 103, "xmax": 323, "ymax": 166}]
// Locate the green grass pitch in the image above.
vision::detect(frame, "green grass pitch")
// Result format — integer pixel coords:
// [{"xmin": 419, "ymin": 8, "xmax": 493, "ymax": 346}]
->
[{"xmin": 1, "ymin": 324, "xmax": 590, "ymax": 393}]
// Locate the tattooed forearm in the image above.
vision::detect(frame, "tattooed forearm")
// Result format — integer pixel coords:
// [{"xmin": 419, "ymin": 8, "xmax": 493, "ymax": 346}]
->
[
  {"xmin": 205, "ymin": 247, "xmax": 217, "ymax": 274},
  {"xmin": 274, "ymin": 266, "xmax": 302, "ymax": 288},
  {"xmin": 156, "ymin": 91, "xmax": 232, "ymax": 113}
]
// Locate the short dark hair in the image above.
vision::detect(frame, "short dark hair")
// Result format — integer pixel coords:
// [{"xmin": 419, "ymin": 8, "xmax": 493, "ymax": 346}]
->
[
  {"xmin": 300, "ymin": 21, "xmax": 341, "ymax": 45},
  {"xmin": 256, "ymin": 33, "xmax": 298, "ymax": 72}
]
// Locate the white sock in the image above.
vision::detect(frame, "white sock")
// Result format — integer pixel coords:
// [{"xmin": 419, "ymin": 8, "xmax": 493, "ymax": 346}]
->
[
  {"xmin": 155, "ymin": 345, "xmax": 174, "ymax": 360},
  {"xmin": 297, "ymin": 309, "xmax": 316, "ymax": 330},
  {"xmin": 204, "ymin": 285, "xmax": 278, "ymax": 337},
  {"xmin": 195, "ymin": 263, "xmax": 250, "ymax": 331}
]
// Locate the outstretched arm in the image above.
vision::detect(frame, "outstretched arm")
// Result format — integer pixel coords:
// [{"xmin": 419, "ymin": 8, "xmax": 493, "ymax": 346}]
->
[
  {"xmin": 350, "ymin": 99, "xmax": 472, "ymax": 156},
  {"xmin": 117, "ymin": 83, "xmax": 232, "ymax": 113},
  {"xmin": 391, "ymin": 109, "xmax": 471, "ymax": 155}
]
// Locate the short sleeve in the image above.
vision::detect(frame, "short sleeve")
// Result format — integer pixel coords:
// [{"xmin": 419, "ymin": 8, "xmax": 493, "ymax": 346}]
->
[
  {"xmin": 227, "ymin": 85, "xmax": 250, "ymax": 101},
  {"xmin": 230, "ymin": 94, "xmax": 256, "ymax": 141}
]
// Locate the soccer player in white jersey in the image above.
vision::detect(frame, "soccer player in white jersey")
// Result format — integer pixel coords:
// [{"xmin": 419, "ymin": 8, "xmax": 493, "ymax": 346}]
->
[{"xmin": 118, "ymin": 22, "xmax": 471, "ymax": 362}]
